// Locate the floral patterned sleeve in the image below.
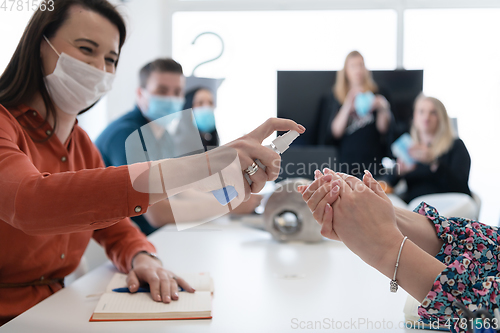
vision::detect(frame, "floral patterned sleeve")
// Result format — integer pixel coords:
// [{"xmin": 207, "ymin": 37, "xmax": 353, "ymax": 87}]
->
[{"xmin": 413, "ymin": 202, "xmax": 500, "ymax": 332}]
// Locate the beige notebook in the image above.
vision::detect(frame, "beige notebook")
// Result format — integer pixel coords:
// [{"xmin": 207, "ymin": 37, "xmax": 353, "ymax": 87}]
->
[{"xmin": 90, "ymin": 272, "xmax": 213, "ymax": 321}]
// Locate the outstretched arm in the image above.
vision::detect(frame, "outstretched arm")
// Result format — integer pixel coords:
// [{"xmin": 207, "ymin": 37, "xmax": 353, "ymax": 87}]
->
[{"xmin": 146, "ymin": 118, "xmax": 305, "ymax": 205}]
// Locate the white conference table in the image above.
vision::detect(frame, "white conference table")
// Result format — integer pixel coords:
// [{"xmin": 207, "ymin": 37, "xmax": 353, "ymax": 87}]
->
[{"xmin": 1, "ymin": 218, "xmax": 418, "ymax": 333}]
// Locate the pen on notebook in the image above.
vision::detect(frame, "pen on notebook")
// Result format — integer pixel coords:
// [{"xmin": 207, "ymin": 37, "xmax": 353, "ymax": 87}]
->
[
  {"xmin": 112, "ymin": 286, "xmax": 185, "ymax": 293},
  {"xmin": 86, "ymin": 285, "xmax": 186, "ymax": 298}
]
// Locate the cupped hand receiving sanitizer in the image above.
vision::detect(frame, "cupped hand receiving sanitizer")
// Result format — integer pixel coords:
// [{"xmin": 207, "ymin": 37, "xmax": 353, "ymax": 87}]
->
[
  {"xmin": 298, "ymin": 169, "xmax": 403, "ymax": 269},
  {"xmin": 297, "ymin": 169, "xmax": 447, "ymax": 303}
]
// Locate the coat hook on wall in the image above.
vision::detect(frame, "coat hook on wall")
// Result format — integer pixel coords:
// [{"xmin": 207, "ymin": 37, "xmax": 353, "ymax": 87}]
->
[{"xmin": 191, "ymin": 32, "xmax": 225, "ymax": 77}]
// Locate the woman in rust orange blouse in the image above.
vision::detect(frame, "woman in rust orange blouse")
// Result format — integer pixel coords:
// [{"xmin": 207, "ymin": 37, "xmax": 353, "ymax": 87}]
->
[{"xmin": 0, "ymin": 0, "xmax": 304, "ymax": 325}]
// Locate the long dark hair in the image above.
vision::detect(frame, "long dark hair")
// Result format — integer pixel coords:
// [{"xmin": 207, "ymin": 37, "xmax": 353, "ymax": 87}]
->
[{"xmin": 0, "ymin": 0, "xmax": 127, "ymax": 137}]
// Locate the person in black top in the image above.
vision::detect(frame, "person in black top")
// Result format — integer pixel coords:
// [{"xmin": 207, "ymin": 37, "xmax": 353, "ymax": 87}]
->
[
  {"xmin": 317, "ymin": 51, "xmax": 393, "ymax": 178},
  {"xmin": 183, "ymin": 87, "xmax": 219, "ymax": 148},
  {"xmin": 389, "ymin": 94, "xmax": 471, "ymax": 203}
]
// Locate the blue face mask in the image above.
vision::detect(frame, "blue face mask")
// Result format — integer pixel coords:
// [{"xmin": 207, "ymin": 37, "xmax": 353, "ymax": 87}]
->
[
  {"xmin": 143, "ymin": 95, "xmax": 185, "ymax": 123},
  {"xmin": 354, "ymin": 92, "xmax": 375, "ymax": 117},
  {"xmin": 193, "ymin": 107, "xmax": 216, "ymax": 133}
]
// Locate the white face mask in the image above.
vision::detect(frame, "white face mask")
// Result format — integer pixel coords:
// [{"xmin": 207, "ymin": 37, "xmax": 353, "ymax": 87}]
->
[{"xmin": 42, "ymin": 35, "xmax": 115, "ymax": 115}]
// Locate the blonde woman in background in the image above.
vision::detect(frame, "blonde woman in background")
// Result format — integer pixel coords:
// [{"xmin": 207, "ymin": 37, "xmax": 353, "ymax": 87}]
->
[
  {"xmin": 388, "ymin": 94, "xmax": 475, "ymax": 218},
  {"xmin": 317, "ymin": 51, "xmax": 393, "ymax": 178}
]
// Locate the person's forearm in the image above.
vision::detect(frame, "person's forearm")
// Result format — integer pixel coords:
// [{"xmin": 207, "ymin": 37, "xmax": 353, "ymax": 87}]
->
[
  {"xmin": 331, "ymin": 106, "xmax": 350, "ymax": 139},
  {"xmin": 143, "ymin": 145, "xmax": 242, "ymax": 205},
  {"xmin": 144, "ymin": 199, "xmax": 175, "ymax": 227},
  {"xmin": 127, "ymin": 156, "xmax": 206, "ymax": 205},
  {"xmin": 377, "ymin": 237, "xmax": 446, "ymax": 303},
  {"xmin": 395, "ymin": 207, "xmax": 444, "ymax": 257},
  {"xmin": 147, "ymin": 154, "xmax": 214, "ymax": 204},
  {"xmin": 146, "ymin": 191, "xmax": 223, "ymax": 227}
]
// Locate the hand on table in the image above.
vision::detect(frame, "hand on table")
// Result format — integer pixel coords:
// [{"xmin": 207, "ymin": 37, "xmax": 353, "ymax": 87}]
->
[{"xmin": 127, "ymin": 253, "xmax": 195, "ymax": 303}]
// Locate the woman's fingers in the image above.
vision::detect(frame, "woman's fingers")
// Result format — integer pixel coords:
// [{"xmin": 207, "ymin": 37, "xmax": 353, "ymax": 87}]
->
[
  {"xmin": 228, "ymin": 118, "xmax": 306, "ymax": 197},
  {"xmin": 126, "ymin": 270, "xmax": 140, "ymax": 293},
  {"xmin": 174, "ymin": 276, "xmax": 195, "ymax": 293},
  {"xmin": 307, "ymin": 181, "xmax": 334, "ymax": 216},
  {"xmin": 247, "ymin": 118, "xmax": 305, "ymax": 143},
  {"xmin": 235, "ymin": 139, "xmax": 281, "ymax": 184},
  {"xmin": 308, "ymin": 179, "xmax": 341, "ymax": 214},
  {"xmin": 170, "ymin": 277, "xmax": 179, "ymax": 300},
  {"xmin": 301, "ymin": 173, "xmax": 333, "ymax": 202},
  {"xmin": 323, "ymin": 169, "xmax": 347, "ymax": 185},
  {"xmin": 229, "ymin": 151, "xmax": 253, "ymax": 200},
  {"xmin": 320, "ymin": 203, "xmax": 339, "ymax": 240},
  {"xmin": 240, "ymin": 155, "xmax": 268, "ymax": 193},
  {"xmin": 237, "ymin": 117, "xmax": 307, "ymax": 186},
  {"xmin": 323, "ymin": 168, "xmax": 335, "ymax": 176},
  {"xmin": 154, "ymin": 271, "xmax": 196, "ymax": 302},
  {"xmin": 144, "ymin": 272, "xmax": 162, "ymax": 302},
  {"xmin": 297, "ymin": 185, "xmax": 306, "ymax": 194},
  {"xmin": 362, "ymin": 170, "xmax": 390, "ymax": 203},
  {"xmin": 327, "ymin": 202, "xmax": 341, "ymax": 242},
  {"xmin": 250, "ymin": 144, "xmax": 281, "ymax": 182},
  {"xmin": 320, "ymin": 204, "xmax": 332, "ymax": 236},
  {"xmin": 158, "ymin": 271, "xmax": 172, "ymax": 303},
  {"xmin": 334, "ymin": 172, "xmax": 356, "ymax": 194},
  {"xmin": 311, "ymin": 181, "xmax": 341, "ymax": 223},
  {"xmin": 131, "ymin": 266, "xmax": 195, "ymax": 303}
]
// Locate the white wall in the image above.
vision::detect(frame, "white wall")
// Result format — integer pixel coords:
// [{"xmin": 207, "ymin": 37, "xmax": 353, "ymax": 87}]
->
[
  {"xmin": 104, "ymin": 0, "xmax": 170, "ymax": 122},
  {"xmin": 0, "ymin": 11, "xmax": 34, "ymax": 74}
]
